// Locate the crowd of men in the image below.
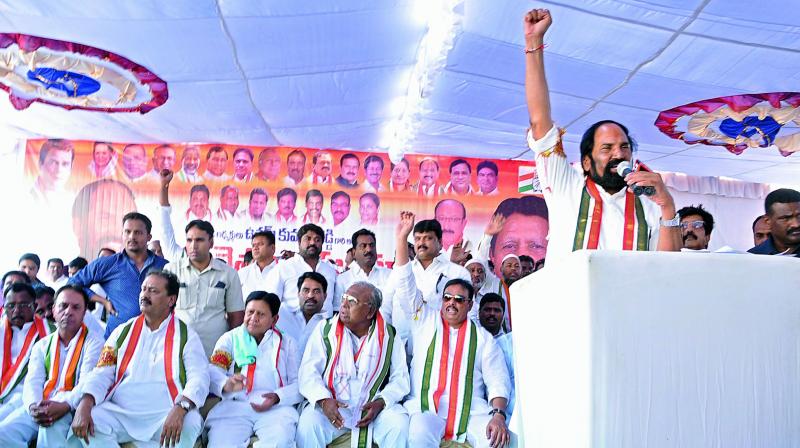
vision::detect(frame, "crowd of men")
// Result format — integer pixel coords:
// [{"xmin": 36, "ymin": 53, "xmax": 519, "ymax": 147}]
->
[{"xmin": 1, "ymin": 8, "xmax": 799, "ymax": 448}]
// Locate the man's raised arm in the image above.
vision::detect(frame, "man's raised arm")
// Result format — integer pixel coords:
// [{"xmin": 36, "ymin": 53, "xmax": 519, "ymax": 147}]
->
[{"xmin": 525, "ymin": 8, "xmax": 554, "ymax": 140}]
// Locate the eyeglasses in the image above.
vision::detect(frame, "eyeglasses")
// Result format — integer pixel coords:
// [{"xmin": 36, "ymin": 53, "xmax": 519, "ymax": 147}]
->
[
  {"xmin": 4, "ymin": 302, "xmax": 35, "ymax": 311},
  {"xmin": 443, "ymin": 293, "xmax": 468, "ymax": 304},
  {"xmin": 679, "ymin": 220, "xmax": 705, "ymax": 231}
]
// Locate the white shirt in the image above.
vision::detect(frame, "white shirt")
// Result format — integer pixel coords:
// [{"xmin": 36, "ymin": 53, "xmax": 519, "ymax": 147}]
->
[
  {"xmin": 204, "ymin": 172, "xmax": 231, "ymax": 182},
  {"xmin": 334, "ymin": 263, "xmax": 395, "ymax": 322},
  {"xmin": 0, "ymin": 320, "xmax": 40, "ymax": 402},
  {"xmin": 23, "ymin": 328, "xmax": 104, "ymax": 412},
  {"xmin": 79, "ymin": 315, "xmax": 210, "ymax": 441},
  {"xmin": 236, "ymin": 210, "xmax": 273, "ymax": 229},
  {"xmin": 264, "ymin": 254, "xmax": 338, "ymax": 316},
  {"xmin": 44, "ymin": 275, "xmax": 69, "ymax": 290},
  {"xmin": 528, "ymin": 125, "xmax": 662, "ymax": 260},
  {"xmin": 275, "ymin": 304, "xmax": 327, "ymax": 356},
  {"xmin": 238, "ymin": 259, "xmax": 277, "ymax": 299},
  {"xmin": 410, "ymin": 253, "xmax": 471, "ymax": 308},
  {"xmin": 176, "ymin": 169, "xmax": 203, "ymax": 183}
]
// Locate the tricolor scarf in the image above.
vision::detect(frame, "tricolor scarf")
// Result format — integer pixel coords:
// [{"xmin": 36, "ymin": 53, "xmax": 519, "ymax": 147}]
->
[
  {"xmin": 101, "ymin": 314, "xmax": 188, "ymax": 403},
  {"xmin": 42, "ymin": 324, "xmax": 89, "ymax": 400},
  {"xmin": 420, "ymin": 316, "xmax": 478, "ymax": 443},
  {"xmin": 0, "ymin": 317, "xmax": 51, "ymax": 401},
  {"xmin": 573, "ymin": 177, "xmax": 649, "ymax": 251},
  {"xmin": 322, "ymin": 312, "xmax": 395, "ymax": 448},
  {"xmin": 212, "ymin": 327, "xmax": 284, "ymax": 395},
  {"xmin": 498, "ymin": 281, "xmax": 512, "ymax": 332}
]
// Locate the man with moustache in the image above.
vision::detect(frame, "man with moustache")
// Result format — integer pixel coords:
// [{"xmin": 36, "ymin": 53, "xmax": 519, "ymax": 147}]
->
[
  {"xmin": 524, "ymin": 8, "xmax": 680, "ymax": 258},
  {"xmin": 275, "ymin": 272, "xmax": 330, "ymax": 356},
  {"xmin": 434, "ymin": 199, "xmax": 473, "ymax": 255},
  {"xmin": 330, "ymin": 191, "xmax": 352, "ymax": 227},
  {"xmin": 303, "ymin": 189, "xmax": 327, "ymax": 225},
  {"xmin": 275, "ymin": 188, "xmax": 299, "ymax": 224},
  {"xmin": 334, "ymin": 228, "xmax": 395, "ymax": 319},
  {"xmin": 336, "ymin": 153, "xmax": 360, "ymax": 188},
  {"xmin": 256, "ymin": 148, "xmax": 282, "ymax": 182},
  {"xmin": 204, "ymin": 146, "xmax": 231, "ymax": 182},
  {"xmin": 748, "ymin": 188, "xmax": 800, "ymax": 257},
  {"xmin": 464, "ymin": 258, "xmax": 500, "ymax": 320},
  {"xmin": 232, "ymin": 147, "xmax": 255, "ymax": 183},
  {"xmin": 163, "ymin": 219, "xmax": 244, "ymax": 356},
  {"xmin": 69, "ymin": 212, "xmax": 168, "ymax": 337},
  {"xmin": 476, "ymin": 160, "xmax": 500, "ymax": 196},
  {"xmin": 0, "ymin": 284, "xmax": 52, "ymax": 422},
  {"xmin": 237, "ymin": 188, "xmax": 272, "ymax": 228},
  {"xmin": 416, "ymin": 158, "xmax": 442, "ymax": 198},
  {"xmin": 677, "ymin": 205, "xmax": 714, "ymax": 251},
  {"xmin": 307, "ymin": 151, "xmax": 334, "ymax": 185},
  {"xmin": 176, "ymin": 145, "xmax": 203, "ymax": 183},
  {"xmin": 362, "ymin": 155, "xmax": 385, "ymax": 192},
  {"xmin": 0, "ymin": 286, "xmax": 103, "ymax": 448},
  {"xmin": 216, "ymin": 185, "xmax": 240, "ymax": 221},
  {"xmin": 442, "ymin": 159, "xmax": 474, "ymax": 195},
  {"xmin": 265, "ymin": 224, "xmax": 338, "ymax": 316},
  {"xmin": 70, "ymin": 271, "xmax": 209, "ymax": 448},
  {"xmin": 409, "ymin": 219, "xmax": 471, "ymax": 309},
  {"xmin": 394, "ymin": 249, "xmax": 512, "ymax": 448},
  {"xmin": 518, "ymin": 255, "xmax": 535, "ymax": 277},
  {"xmin": 478, "ymin": 293, "xmax": 506, "ymax": 338},
  {"xmin": 284, "ymin": 150, "xmax": 307, "ymax": 186}
]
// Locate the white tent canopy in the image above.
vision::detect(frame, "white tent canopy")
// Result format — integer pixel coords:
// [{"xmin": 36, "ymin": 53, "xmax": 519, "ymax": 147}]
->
[{"xmin": 0, "ymin": 0, "xmax": 797, "ymax": 185}]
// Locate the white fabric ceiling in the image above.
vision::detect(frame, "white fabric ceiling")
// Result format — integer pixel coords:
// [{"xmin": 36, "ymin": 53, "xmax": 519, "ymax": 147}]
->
[{"xmin": 0, "ymin": 0, "xmax": 798, "ymax": 185}]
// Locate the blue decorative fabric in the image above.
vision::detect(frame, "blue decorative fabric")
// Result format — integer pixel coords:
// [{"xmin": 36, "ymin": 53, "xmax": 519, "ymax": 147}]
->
[
  {"xmin": 27, "ymin": 67, "xmax": 101, "ymax": 97},
  {"xmin": 719, "ymin": 115, "xmax": 783, "ymax": 146}
]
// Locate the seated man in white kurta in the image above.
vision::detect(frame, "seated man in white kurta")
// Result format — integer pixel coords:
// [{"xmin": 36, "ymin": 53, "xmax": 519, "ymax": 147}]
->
[
  {"xmin": 297, "ymin": 279, "xmax": 410, "ymax": 448},
  {"xmin": 0, "ymin": 286, "xmax": 97, "ymax": 448},
  {"xmin": 69, "ymin": 270, "xmax": 210, "ymax": 448},
  {"xmin": 205, "ymin": 291, "xmax": 302, "ymax": 447},
  {"xmin": 395, "ymin": 213, "xmax": 512, "ymax": 448},
  {"xmin": 0, "ymin": 283, "xmax": 53, "ymax": 422}
]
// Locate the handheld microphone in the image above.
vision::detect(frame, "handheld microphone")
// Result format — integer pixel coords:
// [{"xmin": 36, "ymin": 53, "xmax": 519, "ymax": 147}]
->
[{"xmin": 616, "ymin": 161, "xmax": 655, "ymax": 196}]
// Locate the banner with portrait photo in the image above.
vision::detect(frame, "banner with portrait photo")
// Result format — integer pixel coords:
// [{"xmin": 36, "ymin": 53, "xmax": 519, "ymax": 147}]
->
[{"xmin": 22, "ymin": 139, "xmax": 549, "ymax": 278}]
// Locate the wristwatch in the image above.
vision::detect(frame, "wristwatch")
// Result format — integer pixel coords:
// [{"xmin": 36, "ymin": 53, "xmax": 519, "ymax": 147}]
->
[
  {"xmin": 177, "ymin": 398, "xmax": 193, "ymax": 411},
  {"xmin": 488, "ymin": 408, "xmax": 507, "ymax": 419},
  {"xmin": 660, "ymin": 214, "xmax": 681, "ymax": 227}
]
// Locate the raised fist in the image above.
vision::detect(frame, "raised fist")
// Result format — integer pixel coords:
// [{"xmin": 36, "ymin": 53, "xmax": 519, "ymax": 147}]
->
[{"xmin": 524, "ymin": 8, "xmax": 552, "ymax": 44}]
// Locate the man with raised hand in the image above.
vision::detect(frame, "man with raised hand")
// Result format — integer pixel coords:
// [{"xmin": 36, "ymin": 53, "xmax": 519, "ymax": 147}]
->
[
  {"xmin": 70, "ymin": 271, "xmax": 209, "ymax": 448},
  {"xmin": 395, "ymin": 215, "xmax": 513, "ymax": 448},
  {"xmin": 0, "ymin": 286, "xmax": 103, "ymax": 448},
  {"xmin": 0, "ymin": 284, "xmax": 53, "ymax": 422},
  {"xmin": 524, "ymin": 8, "xmax": 680, "ymax": 258}
]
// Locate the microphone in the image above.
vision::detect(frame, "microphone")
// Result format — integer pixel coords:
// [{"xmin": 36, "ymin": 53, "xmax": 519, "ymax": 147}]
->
[{"xmin": 616, "ymin": 161, "xmax": 655, "ymax": 196}]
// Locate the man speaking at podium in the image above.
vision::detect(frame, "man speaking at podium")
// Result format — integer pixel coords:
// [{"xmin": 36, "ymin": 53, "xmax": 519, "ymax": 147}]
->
[{"xmin": 523, "ymin": 8, "xmax": 681, "ymax": 258}]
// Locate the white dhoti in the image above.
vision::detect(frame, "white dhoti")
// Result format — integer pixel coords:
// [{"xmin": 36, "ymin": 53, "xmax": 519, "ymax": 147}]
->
[
  {"xmin": 0, "ymin": 392, "xmax": 22, "ymax": 421},
  {"xmin": 205, "ymin": 401, "xmax": 298, "ymax": 448},
  {"xmin": 296, "ymin": 402, "xmax": 409, "ymax": 448},
  {"xmin": 68, "ymin": 406, "xmax": 202, "ymax": 448},
  {"xmin": 408, "ymin": 411, "xmax": 517, "ymax": 448}
]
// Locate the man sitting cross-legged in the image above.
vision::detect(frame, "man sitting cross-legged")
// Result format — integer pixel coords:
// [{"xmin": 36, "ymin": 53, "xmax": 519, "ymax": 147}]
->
[
  {"xmin": 69, "ymin": 270, "xmax": 209, "ymax": 448},
  {"xmin": 0, "ymin": 285, "xmax": 103, "ymax": 448},
  {"xmin": 204, "ymin": 291, "xmax": 302, "ymax": 447}
]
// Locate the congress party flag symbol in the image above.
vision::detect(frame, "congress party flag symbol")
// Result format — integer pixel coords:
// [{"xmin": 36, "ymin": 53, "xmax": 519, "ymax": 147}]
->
[
  {"xmin": 0, "ymin": 33, "xmax": 168, "ymax": 113},
  {"xmin": 518, "ymin": 166, "xmax": 541, "ymax": 194},
  {"xmin": 655, "ymin": 92, "xmax": 800, "ymax": 156}
]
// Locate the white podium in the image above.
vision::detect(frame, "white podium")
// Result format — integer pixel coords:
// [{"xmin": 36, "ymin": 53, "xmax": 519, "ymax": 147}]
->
[{"xmin": 510, "ymin": 250, "xmax": 800, "ymax": 448}]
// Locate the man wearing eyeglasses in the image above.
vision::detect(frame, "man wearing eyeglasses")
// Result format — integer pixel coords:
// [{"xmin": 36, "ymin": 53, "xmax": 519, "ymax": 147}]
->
[
  {"xmin": 0, "ymin": 283, "xmax": 52, "ymax": 422},
  {"xmin": 394, "ymin": 213, "xmax": 513, "ymax": 448},
  {"xmin": 677, "ymin": 205, "xmax": 715, "ymax": 251}
]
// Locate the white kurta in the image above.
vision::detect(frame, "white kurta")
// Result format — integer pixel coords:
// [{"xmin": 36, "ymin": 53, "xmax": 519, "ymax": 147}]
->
[
  {"xmin": 238, "ymin": 259, "xmax": 278, "ymax": 300},
  {"xmin": 205, "ymin": 328, "xmax": 301, "ymax": 448},
  {"xmin": 78, "ymin": 315, "xmax": 210, "ymax": 442},
  {"xmin": 528, "ymin": 125, "xmax": 662, "ymax": 260},
  {"xmin": 0, "ymin": 320, "xmax": 40, "ymax": 416},
  {"xmin": 264, "ymin": 254, "xmax": 338, "ymax": 316},
  {"xmin": 275, "ymin": 305, "xmax": 327, "ymax": 357},
  {"xmin": 334, "ymin": 263, "xmax": 396, "ymax": 321}
]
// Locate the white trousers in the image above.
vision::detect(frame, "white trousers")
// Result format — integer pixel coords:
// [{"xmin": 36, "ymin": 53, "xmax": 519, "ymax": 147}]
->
[
  {"xmin": 205, "ymin": 403, "xmax": 298, "ymax": 448},
  {"xmin": 296, "ymin": 402, "xmax": 408, "ymax": 448},
  {"xmin": 0, "ymin": 405, "xmax": 73, "ymax": 448},
  {"xmin": 0, "ymin": 391, "xmax": 22, "ymax": 421},
  {"xmin": 67, "ymin": 405, "xmax": 202, "ymax": 448},
  {"xmin": 408, "ymin": 411, "xmax": 517, "ymax": 448}
]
